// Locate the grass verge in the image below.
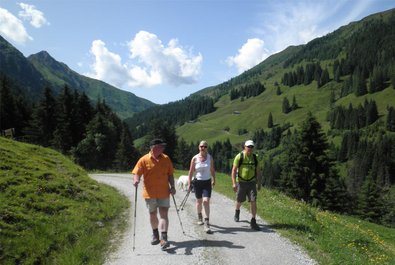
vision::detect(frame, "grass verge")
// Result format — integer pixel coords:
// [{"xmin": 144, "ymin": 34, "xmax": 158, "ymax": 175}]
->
[
  {"xmin": 0, "ymin": 137, "xmax": 129, "ymax": 265},
  {"xmin": 175, "ymin": 169, "xmax": 395, "ymax": 265}
]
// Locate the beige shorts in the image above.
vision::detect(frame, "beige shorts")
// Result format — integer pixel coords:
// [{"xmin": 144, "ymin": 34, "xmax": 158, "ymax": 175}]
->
[{"xmin": 145, "ymin": 198, "xmax": 170, "ymax": 213}]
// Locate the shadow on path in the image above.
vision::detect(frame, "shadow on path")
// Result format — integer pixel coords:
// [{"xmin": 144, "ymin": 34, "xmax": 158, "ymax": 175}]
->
[
  {"xmin": 164, "ymin": 239, "xmax": 244, "ymax": 255},
  {"xmin": 209, "ymin": 221, "xmax": 275, "ymax": 234}
]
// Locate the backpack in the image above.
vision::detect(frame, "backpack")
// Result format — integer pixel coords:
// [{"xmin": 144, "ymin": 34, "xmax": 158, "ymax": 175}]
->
[{"xmin": 237, "ymin": 152, "xmax": 258, "ymax": 181}]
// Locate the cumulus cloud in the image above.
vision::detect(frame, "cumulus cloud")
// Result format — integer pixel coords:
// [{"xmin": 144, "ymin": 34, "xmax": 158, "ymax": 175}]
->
[
  {"xmin": 226, "ymin": 38, "xmax": 269, "ymax": 73},
  {"xmin": 18, "ymin": 3, "xmax": 49, "ymax": 28},
  {"xmin": 87, "ymin": 40, "xmax": 130, "ymax": 88},
  {"xmin": 87, "ymin": 31, "xmax": 202, "ymax": 89},
  {"xmin": 0, "ymin": 7, "xmax": 32, "ymax": 44}
]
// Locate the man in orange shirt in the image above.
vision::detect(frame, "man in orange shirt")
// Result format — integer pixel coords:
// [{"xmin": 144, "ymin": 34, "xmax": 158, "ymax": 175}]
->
[{"xmin": 132, "ymin": 138, "xmax": 176, "ymax": 250}]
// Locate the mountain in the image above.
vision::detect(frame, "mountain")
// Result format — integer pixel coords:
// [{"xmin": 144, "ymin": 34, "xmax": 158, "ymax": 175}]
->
[
  {"xmin": 0, "ymin": 36, "xmax": 155, "ymax": 119},
  {"xmin": 0, "ymin": 35, "xmax": 46, "ymax": 100},
  {"xmin": 174, "ymin": 8, "xmax": 395, "ymax": 144}
]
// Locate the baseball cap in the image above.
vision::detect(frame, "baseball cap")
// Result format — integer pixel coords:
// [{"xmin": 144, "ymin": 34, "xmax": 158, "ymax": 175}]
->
[
  {"xmin": 150, "ymin": 138, "xmax": 167, "ymax": 146},
  {"xmin": 245, "ymin": 140, "xmax": 254, "ymax": 147}
]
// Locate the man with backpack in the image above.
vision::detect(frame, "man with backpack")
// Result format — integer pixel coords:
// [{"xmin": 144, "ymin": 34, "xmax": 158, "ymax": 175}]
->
[{"xmin": 231, "ymin": 140, "xmax": 262, "ymax": 230}]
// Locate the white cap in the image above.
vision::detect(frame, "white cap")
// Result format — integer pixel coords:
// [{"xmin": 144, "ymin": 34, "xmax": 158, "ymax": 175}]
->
[{"xmin": 245, "ymin": 140, "xmax": 254, "ymax": 146}]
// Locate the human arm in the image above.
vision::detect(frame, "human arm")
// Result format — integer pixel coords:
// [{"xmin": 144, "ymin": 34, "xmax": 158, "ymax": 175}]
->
[
  {"xmin": 210, "ymin": 156, "xmax": 216, "ymax": 187},
  {"xmin": 187, "ymin": 157, "xmax": 195, "ymax": 191},
  {"xmin": 132, "ymin": 174, "xmax": 140, "ymax": 187},
  {"xmin": 168, "ymin": 175, "xmax": 176, "ymax": 195},
  {"xmin": 231, "ymin": 164, "xmax": 238, "ymax": 192}
]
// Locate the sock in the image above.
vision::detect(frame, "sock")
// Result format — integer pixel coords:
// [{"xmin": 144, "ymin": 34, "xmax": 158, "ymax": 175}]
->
[
  {"xmin": 161, "ymin": 231, "xmax": 167, "ymax": 240},
  {"xmin": 153, "ymin": 228, "xmax": 159, "ymax": 238}
]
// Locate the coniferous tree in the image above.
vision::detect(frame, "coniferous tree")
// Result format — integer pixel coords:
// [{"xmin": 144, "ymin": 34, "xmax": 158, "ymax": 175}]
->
[
  {"xmin": 291, "ymin": 95, "xmax": 298, "ymax": 110},
  {"xmin": 366, "ymin": 100, "xmax": 379, "ymax": 125},
  {"xmin": 280, "ymin": 112, "xmax": 347, "ymax": 210},
  {"xmin": 369, "ymin": 65, "xmax": 385, "ymax": 93},
  {"xmin": 319, "ymin": 68, "xmax": 330, "ymax": 88},
  {"xmin": 52, "ymin": 85, "xmax": 74, "ymax": 153},
  {"xmin": 282, "ymin": 97, "xmax": 291, "ymax": 114},
  {"xmin": 353, "ymin": 67, "xmax": 368, "ymax": 96},
  {"xmin": 113, "ymin": 123, "xmax": 138, "ymax": 171},
  {"xmin": 357, "ymin": 176, "xmax": 384, "ymax": 223},
  {"xmin": 267, "ymin": 112, "xmax": 273, "ymax": 128},
  {"xmin": 387, "ymin": 107, "xmax": 395, "ymax": 132},
  {"xmin": 276, "ymin": 86, "xmax": 282, "ymax": 95},
  {"xmin": 0, "ymin": 76, "xmax": 16, "ymax": 131},
  {"xmin": 31, "ymin": 86, "xmax": 57, "ymax": 146}
]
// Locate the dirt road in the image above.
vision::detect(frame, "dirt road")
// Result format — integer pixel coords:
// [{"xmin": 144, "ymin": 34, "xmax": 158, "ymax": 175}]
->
[{"xmin": 91, "ymin": 173, "xmax": 316, "ymax": 265}]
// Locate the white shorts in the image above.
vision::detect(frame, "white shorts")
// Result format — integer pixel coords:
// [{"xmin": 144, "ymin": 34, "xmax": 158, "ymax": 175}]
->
[{"xmin": 145, "ymin": 198, "xmax": 170, "ymax": 213}]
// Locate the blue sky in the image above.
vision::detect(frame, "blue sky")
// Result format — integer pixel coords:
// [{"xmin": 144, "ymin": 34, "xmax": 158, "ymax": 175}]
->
[{"xmin": 1, "ymin": 0, "xmax": 394, "ymax": 104}]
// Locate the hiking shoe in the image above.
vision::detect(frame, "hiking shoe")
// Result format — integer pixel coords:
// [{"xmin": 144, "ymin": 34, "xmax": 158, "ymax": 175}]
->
[
  {"xmin": 250, "ymin": 218, "xmax": 260, "ymax": 231},
  {"xmin": 151, "ymin": 236, "xmax": 160, "ymax": 245},
  {"xmin": 160, "ymin": 239, "xmax": 170, "ymax": 250},
  {"xmin": 197, "ymin": 213, "xmax": 204, "ymax": 225},
  {"xmin": 234, "ymin": 209, "xmax": 240, "ymax": 222},
  {"xmin": 204, "ymin": 223, "xmax": 213, "ymax": 234}
]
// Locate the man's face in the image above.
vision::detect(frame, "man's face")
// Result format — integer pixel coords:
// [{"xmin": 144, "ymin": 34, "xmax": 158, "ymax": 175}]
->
[
  {"xmin": 152, "ymin": 144, "xmax": 165, "ymax": 156},
  {"xmin": 245, "ymin": 145, "xmax": 254, "ymax": 154}
]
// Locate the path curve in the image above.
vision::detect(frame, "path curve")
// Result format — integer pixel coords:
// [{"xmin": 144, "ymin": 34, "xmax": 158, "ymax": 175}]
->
[{"xmin": 91, "ymin": 173, "xmax": 316, "ymax": 265}]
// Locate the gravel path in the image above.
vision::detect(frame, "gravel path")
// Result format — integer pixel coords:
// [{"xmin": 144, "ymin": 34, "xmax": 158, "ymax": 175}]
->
[{"xmin": 91, "ymin": 173, "xmax": 316, "ymax": 265}]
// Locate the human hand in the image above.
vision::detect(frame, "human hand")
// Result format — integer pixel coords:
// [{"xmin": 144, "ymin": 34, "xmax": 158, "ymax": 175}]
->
[
  {"xmin": 232, "ymin": 184, "xmax": 237, "ymax": 192},
  {"xmin": 170, "ymin": 186, "xmax": 176, "ymax": 195}
]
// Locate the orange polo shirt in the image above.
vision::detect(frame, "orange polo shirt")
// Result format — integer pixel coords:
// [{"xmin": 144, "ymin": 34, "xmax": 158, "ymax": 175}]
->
[{"xmin": 132, "ymin": 152, "xmax": 174, "ymax": 199}]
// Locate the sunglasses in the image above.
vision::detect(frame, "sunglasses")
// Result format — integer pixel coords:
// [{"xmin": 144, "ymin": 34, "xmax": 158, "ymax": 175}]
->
[
  {"xmin": 246, "ymin": 145, "xmax": 254, "ymax": 148},
  {"xmin": 199, "ymin": 146, "xmax": 208, "ymax": 148}
]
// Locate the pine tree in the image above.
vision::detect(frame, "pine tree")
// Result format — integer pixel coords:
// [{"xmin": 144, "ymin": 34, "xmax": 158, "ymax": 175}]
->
[
  {"xmin": 31, "ymin": 86, "xmax": 57, "ymax": 146},
  {"xmin": 386, "ymin": 107, "xmax": 395, "ymax": 132},
  {"xmin": 291, "ymin": 95, "xmax": 298, "ymax": 110},
  {"xmin": 0, "ymin": 76, "xmax": 16, "ymax": 130},
  {"xmin": 113, "ymin": 123, "xmax": 138, "ymax": 171},
  {"xmin": 52, "ymin": 85, "xmax": 74, "ymax": 153},
  {"xmin": 267, "ymin": 112, "xmax": 273, "ymax": 128},
  {"xmin": 357, "ymin": 176, "xmax": 384, "ymax": 223},
  {"xmin": 282, "ymin": 97, "xmax": 291, "ymax": 114},
  {"xmin": 280, "ymin": 112, "xmax": 347, "ymax": 210}
]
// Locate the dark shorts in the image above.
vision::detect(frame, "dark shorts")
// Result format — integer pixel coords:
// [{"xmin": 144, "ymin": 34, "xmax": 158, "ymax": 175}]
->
[
  {"xmin": 194, "ymin": 179, "xmax": 212, "ymax": 199},
  {"xmin": 236, "ymin": 181, "xmax": 257, "ymax": 203}
]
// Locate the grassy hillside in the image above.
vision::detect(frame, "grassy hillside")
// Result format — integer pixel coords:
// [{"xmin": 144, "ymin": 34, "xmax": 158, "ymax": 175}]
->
[
  {"xmin": 175, "ymin": 170, "xmax": 395, "ymax": 265},
  {"xmin": 177, "ymin": 72, "xmax": 395, "ymax": 145},
  {"xmin": 177, "ymin": 9, "xmax": 395, "ymax": 145},
  {"xmin": 0, "ymin": 137, "xmax": 129, "ymax": 265}
]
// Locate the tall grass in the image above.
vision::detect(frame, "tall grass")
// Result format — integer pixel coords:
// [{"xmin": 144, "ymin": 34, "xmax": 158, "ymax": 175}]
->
[
  {"xmin": 175, "ymin": 170, "xmax": 395, "ymax": 265},
  {"xmin": 0, "ymin": 137, "xmax": 129, "ymax": 264}
]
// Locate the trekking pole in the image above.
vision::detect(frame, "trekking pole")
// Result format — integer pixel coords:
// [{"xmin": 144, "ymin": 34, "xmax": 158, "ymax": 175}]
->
[
  {"xmin": 179, "ymin": 189, "xmax": 191, "ymax": 210},
  {"xmin": 171, "ymin": 193, "xmax": 186, "ymax": 235},
  {"xmin": 132, "ymin": 185, "xmax": 138, "ymax": 251}
]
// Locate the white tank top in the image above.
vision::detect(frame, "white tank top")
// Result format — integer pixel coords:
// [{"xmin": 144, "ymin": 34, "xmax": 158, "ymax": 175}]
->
[{"xmin": 193, "ymin": 153, "xmax": 212, "ymax": 181}]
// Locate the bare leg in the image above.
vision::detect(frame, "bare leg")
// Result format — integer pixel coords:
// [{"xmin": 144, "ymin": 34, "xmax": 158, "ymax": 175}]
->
[
  {"xmin": 149, "ymin": 209, "xmax": 159, "ymax": 229},
  {"xmin": 202, "ymin": 197, "xmax": 210, "ymax": 219},
  {"xmin": 158, "ymin": 207, "xmax": 169, "ymax": 232}
]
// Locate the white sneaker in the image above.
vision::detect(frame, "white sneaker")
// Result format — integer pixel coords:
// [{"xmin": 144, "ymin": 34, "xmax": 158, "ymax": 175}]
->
[{"xmin": 204, "ymin": 223, "xmax": 212, "ymax": 234}]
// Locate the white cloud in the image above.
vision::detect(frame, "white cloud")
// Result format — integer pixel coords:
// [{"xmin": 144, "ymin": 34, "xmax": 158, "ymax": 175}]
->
[
  {"xmin": 87, "ymin": 31, "xmax": 202, "ymax": 89},
  {"xmin": 252, "ymin": 0, "xmax": 351, "ymax": 53},
  {"xmin": 87, "ymin": 40, "xmax": 129, "ymax": 88},
  {"xmin": 0, "ymin": 7, "xmax": 32, "ymax": 44},
  {"xmin": 128, "ymin": 31, "xmax": 202, "ymax": 86},
  {"xmin": 226, "ymin": 38, "xmax": 269, "ymax": 73},
  {"xmin": 18, "ymin": 3, "xmax": 49, "ymax": 28}
]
